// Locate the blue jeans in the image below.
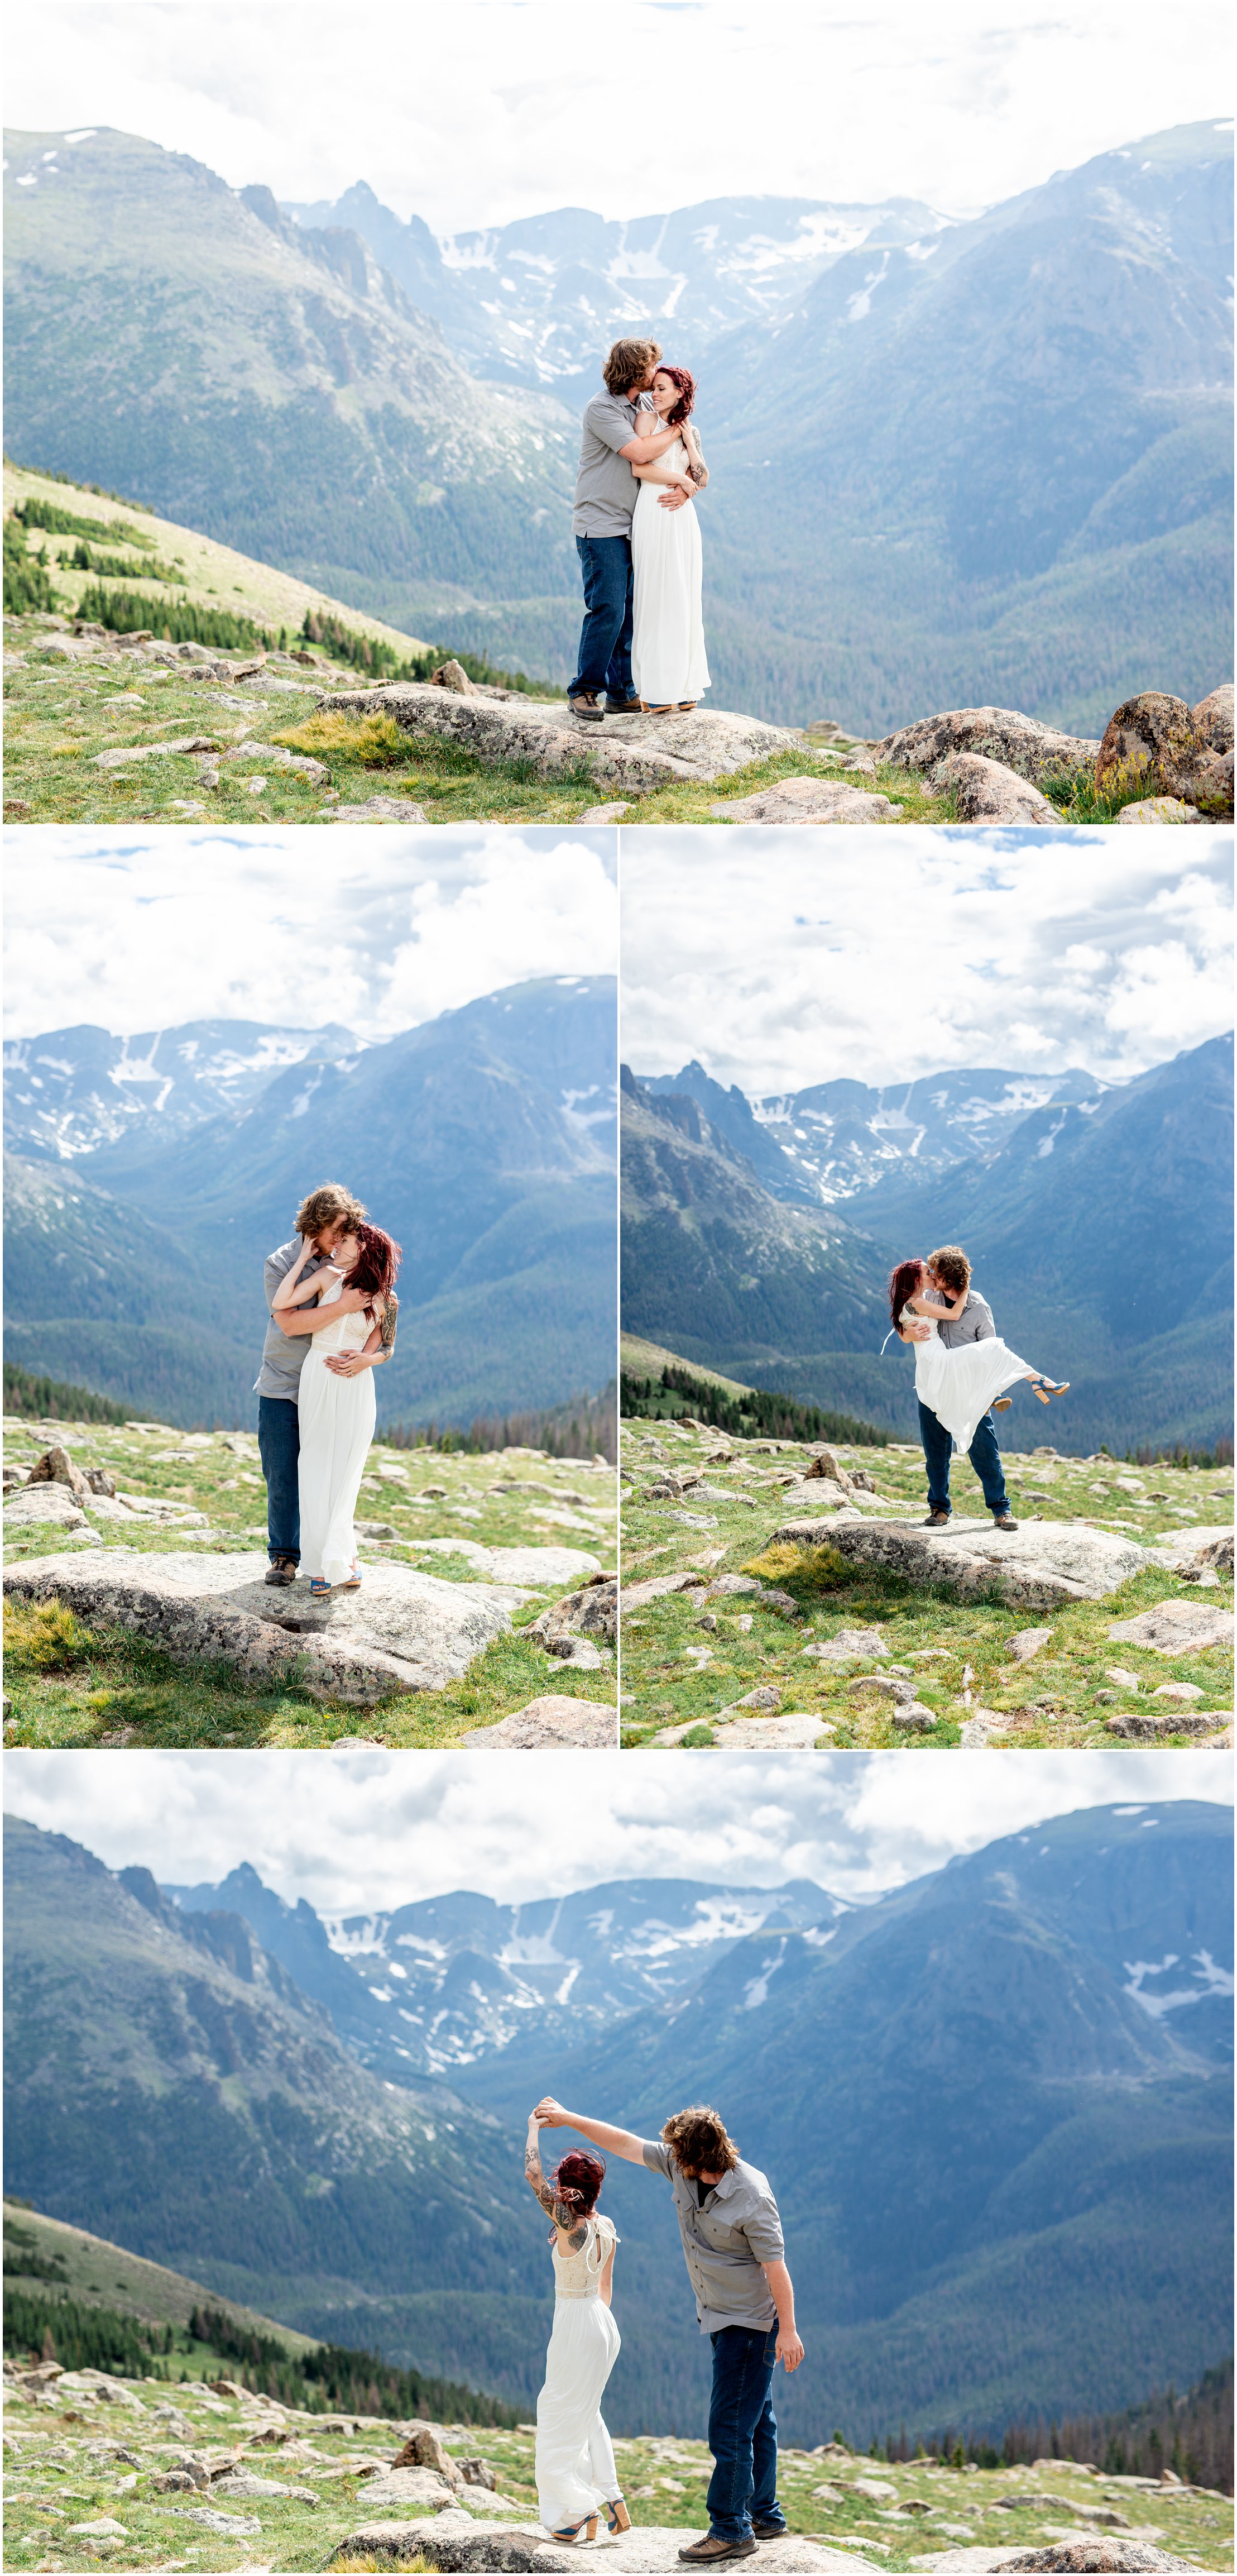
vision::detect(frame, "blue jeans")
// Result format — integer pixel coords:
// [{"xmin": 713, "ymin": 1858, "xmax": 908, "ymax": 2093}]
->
[
  {"xmin": 570, "ymin": 534, "xmax": 634, "ymax": 701},
  {"xmin": 258, "ymin": 1395, "xmax": 301, "ymax": 1562},
  {"xmin": 706, "ymin": 2324, "xmax": 786, "ymax": 2544},
  {"xmin": 918, "ymin": 1397, "xmax": 1009, "ymax": 1517}
]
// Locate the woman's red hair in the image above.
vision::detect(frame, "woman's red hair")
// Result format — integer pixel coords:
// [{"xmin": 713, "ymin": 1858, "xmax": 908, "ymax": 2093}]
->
[
  {"xmin": 888, "ymin": 1258, "xmax": 925, "ymax": 1331},
  {"xmin": 552, "ymin": 2149, "xmax": 605, "ymax": 2215},
  {"xmin": 347, "ymin": 1222, "xmax": 402, "ymax": 1312},
  {"xmin": 655, "ymin": 365, "xmax": 696, "ymax": 427}
]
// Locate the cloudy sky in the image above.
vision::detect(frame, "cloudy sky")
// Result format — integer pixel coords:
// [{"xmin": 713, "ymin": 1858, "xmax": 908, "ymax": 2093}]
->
[
  {"xmin": 3, "ymin": 826, "xmax": 617, "ymax": 1040},
  {"xmin": 7, "ymin": 2, "xmax": 1230, "ymax": 231},
  {"xmin": 621, "ymin": 826, "xmax": 1235, "ymax": 1095},
  {"xmin": 4, "ymin": 1750, "xmax": 1228, "ymax": 1915}
]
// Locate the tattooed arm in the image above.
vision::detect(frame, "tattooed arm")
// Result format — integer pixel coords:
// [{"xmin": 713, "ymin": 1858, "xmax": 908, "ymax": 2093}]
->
[{"xmin": 525, "ymin": 2114, "xmax": 588, "ymax": 2249}]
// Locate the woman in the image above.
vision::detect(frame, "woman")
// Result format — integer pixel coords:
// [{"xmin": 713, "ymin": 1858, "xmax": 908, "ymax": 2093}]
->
[
  {"xmin": 630, "ymin": 364, "xmax": 710, "ymax": 715},
  {"xmin": 524, "ymin": 2110, "xmax": 630, "ymax": 2546},
  {"xmin": 272, "ymin": 1222, "xmax": 401, "ymax": 1598},
  {"xmin": 890, "ymin": 1258, "xmax": 1068, "ymax": 1455}
]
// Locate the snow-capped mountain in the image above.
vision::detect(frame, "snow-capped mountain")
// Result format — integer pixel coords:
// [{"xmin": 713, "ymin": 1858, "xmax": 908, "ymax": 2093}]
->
[
  {"xmin": 165, "ymin": 1868, "xmax": 850, "ymax": 2079},
  {"xmin": 281, "ymin": 187, "xmax": 949, "ymax": 388},
  {"xmin": 3, "ymin": 1021, "xmax": 362, "ymax": 1163},
  {"xmin": 637, "ymin": 1059, "xmax": 1112, "ymax": 1206}
]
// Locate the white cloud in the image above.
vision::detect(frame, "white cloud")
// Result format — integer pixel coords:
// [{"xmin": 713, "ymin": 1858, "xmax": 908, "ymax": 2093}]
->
[
  {"xmin": 3, "ymin": 1750, "xmax": 1228, "ymax": 1917},
  {"xmin": 2, "ymin": 826, "xmax": 618, "ymax": 1039},
  {"xmin": 621, "ymin": 828, "xmax": 1234, "ymax": 1092},
  {"xmin": 5, "ymin": 2, "xmax": 1229, "ymax": 231}
]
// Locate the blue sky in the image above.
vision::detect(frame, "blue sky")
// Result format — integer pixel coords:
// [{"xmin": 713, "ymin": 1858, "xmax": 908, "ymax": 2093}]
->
[
  {"xmin": 4, "ymin": 1751, "xmax": 1230, "ymax": 1914},
  {"xmin": 7, "ymin": 3, "xmax": 1230, "ymax": 231},
  {"xmin": 621, "ymin": 828, "xmax": 1235, "ymax": 1093},
  {"xmin": 2, "ymin": 826, "xmax": 618, "ymax": 1040}
]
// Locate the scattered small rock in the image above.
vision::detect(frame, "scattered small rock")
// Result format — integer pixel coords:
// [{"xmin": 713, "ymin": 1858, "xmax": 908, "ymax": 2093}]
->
[
  {"xmin": 1008, "ymin": 1627, "xmax": 1053, "ymax": 1662},
  {"xmin": 1116, "ymin": 797, "xmax": 1201, "ymax": 824},
  {"xmin": 710, "ymin": 776, "xmax": 903, "ymax": 824}
]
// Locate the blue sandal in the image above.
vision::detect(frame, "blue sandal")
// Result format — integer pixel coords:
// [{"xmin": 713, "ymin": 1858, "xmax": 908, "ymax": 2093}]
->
[{"xmin": 1032, "ymin": 1378, "xmax": 1070, "ymax": 1402}]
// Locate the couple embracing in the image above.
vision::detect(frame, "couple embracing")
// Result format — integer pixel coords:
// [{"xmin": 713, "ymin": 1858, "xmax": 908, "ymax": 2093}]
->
[
  {"xmin": 891, "ymin": 1242, "xmax": 1069, "ymax": 1527},
  {"xmin": 569, "ymin": 335, "xmax": 710, "ymax": 721},
  {"xmin": 255, "ymin": 1182, "xmax": 402, "ymax": 1598},
  {"xmin": 526, "ymin": 2095, "xmax": 802, "ymax": 2561}
]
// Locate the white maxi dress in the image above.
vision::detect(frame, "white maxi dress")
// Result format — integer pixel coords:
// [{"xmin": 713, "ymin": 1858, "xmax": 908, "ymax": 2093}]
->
[
  {"xmin": 906, "ymin": 1308, "xmax": 1036, "ymax": 1455},
  {"xmin": 297, "ymin": 1276, "xmax": 375, "ymax": 1587},
  {"xmin": 535, "ymin": 2214, "xmax": 621, "ymax": 2534},
  {"xmin": 631, "ymin": 434, "xmax": 710, "ymax": 708}
]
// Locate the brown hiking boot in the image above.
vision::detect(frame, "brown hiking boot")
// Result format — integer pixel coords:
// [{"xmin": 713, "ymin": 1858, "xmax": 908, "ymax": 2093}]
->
[
  {"xmin": 923, "ymin": 1508, "xmax": 950, "ymax": 1527},
  {"xmin": 569, "ymin": 691, "xmax": 604, "ymax": 722},
  {"xmin": 265, "ymin": 1555, "xmax": 297, "ymax": 1586},
  {"xmin": 992, "ymin": 1512, "xmax": 1019, "ymax": 1531},
  {"xmin": 678, "ymin": 2542, "xmax": 757, "ymax": 2564}
]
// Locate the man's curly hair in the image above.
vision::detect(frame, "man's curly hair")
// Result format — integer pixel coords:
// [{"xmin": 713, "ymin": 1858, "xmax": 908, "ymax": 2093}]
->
[
  {"xmin": 661, "ymin": 2106, "xmax": 739, "ymax": 2174},
  {"xmin": 926, "ymin": 1244, "xmax": 971, "ymax": 1294}
]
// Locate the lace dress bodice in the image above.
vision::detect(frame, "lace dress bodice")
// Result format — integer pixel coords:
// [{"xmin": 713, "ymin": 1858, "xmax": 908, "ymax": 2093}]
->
[
  {"xmin": 553, "ymin": 2215, "xmax": 617, "ymax": 2301},
  {"xmin": 312, "ymin": 1273, "xmax": 372, "ymax": 1358}
]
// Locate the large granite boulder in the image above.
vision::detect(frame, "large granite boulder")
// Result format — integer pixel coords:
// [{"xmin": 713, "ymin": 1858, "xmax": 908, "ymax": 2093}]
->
[
  {"xmin": 338, "ymin": 2517, "xmax": 885, "ymax": 2574},
  {"xmin": 768, "ymin": 1514, "xmax": 1151, "ymax": 1608},
  {"xmin": 323, "ymin": 684, "xmax": 807, "ymax": 787},
  {"xmin": 871, "ymin": 706, "xmax": 1099, "ymax": 783},
  {"xmin": 1, "ymin": 1550, "xmax": 524, "ymax": 1701},
  {"xmin": 1095, "ymin": 691, "xmax": 1233, "ymax": 812}
]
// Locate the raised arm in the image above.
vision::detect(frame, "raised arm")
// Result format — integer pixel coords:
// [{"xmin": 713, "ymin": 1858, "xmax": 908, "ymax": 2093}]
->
[
  {"xmin": 533, "ymin": 2096, "xmax": 648, "ymax": 2165},
  {"xmin": 270, "ymin": 1237, "xmax": 321, "ymax": 1314},
  {"xmin": 524, "ymin": 2114, "xmax": 589, "ymax": 2249}
]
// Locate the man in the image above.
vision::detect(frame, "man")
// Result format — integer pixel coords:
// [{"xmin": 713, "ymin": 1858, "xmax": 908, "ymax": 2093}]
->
[
  {"xmin": 535, "ymin": 2094, "xmax": 802, "ymax": 2563},
  {"xmin": 255, "ymin": 1182, "xmax": 371, "ymax": 1586},
  {"xmin": 568, "ymin": 336, "xmax": 690, "ymax": 723},
  {"xmin": 902, "ymin": 1242, "xmax": 1018, "ymax": 1531}
]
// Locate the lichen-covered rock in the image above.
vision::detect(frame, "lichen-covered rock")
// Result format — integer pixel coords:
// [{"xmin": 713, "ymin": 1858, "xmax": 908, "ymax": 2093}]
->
[
  {"xmin": 1107, "ymin": 1599, "xmax": 1234, "ymax": 1655},
  {"xmin": 1191, "ymin": 682, "xmax": 1234, "ymax": 755},
  {"xmin": 4, "ymin": 1484, "xmax": 98, "ymax": 1537},
  {"xmin": 1116, "ymin": 796, "xmax": 1202, "ymax": 824},
  {"xmin": 528, "ymin": 1574, "xmax": 617, "ymax": 1652},
  {"xmin": 1095, "ymin": 691, "xmax": 1233, "ymax": 812},
  {"xmin": 769, "ymin": 1516, "xmax": 1150, "ymax": 1607},
  {"xmin": 324, "ymin": 682, "xmax": 806, "ymax": 788},
  {"xmin": 25, "ymin": 1444, "xmax": 92, "ymax": 1498},
  {"xmin": 709, "ymin": 776, "xmax": 903, "ymax": 823},
  {"xmin": 935, "ymin": 751, "xmax": 1057, "ymax": 823},
  {"xmin": 872, "ymin": 706, "xmax": 1099, "ymax": 783},
  {"xmin": 1, "ymin": 1550, "xmax": 519, "ymax": 1700},
  {"xmin": 458, "ymin": 1694, "xmax": 617, "ymax": 1748}
]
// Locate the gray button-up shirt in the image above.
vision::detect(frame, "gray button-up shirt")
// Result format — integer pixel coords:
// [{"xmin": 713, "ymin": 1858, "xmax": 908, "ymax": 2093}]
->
[
  {"xmin": 253, "ymin": 1239, "xmax": 332, "ymax": 1402},
  {"xmin": 923, "ymin": 1285, "xmax": 996, "ymax": 1350},
  {"xmin": 642, "ymin": 2142, "xmax": 783, "ymax": 2334},
  {"xmin": 573, "ymin": 390, "xmax": 651, "ymax": 537}
]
